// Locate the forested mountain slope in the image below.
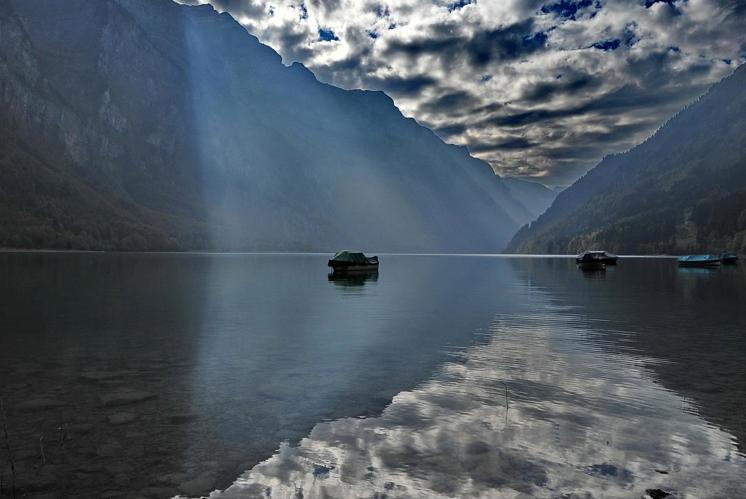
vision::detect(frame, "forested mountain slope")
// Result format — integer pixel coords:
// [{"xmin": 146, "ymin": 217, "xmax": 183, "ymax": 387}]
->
[{"xmin": 507, "ymin": 64, "xmax": 746, "ymax": 254}]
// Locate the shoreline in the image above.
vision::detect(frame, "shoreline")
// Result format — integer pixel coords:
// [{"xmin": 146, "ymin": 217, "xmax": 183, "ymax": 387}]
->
[{"xmin": 0, "ymin": 248, "xmax": 685, "ymax": 258}]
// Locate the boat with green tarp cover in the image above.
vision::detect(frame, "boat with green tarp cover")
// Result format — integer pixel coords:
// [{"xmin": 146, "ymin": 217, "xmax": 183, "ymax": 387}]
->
[
  {"xmin": 576, "ymin": 251, "xmax": 606, "ymax": 271},
  {"xmin": 575, "ymin": 250, "xmax": 618, "ymax": 265},
  {"xmin": 328, "ymin": 251, "xmax": 379, "ymax": 273},
  {"xmin": 678, "ymin": 254, "xmax": 721, "ymax": 267}
]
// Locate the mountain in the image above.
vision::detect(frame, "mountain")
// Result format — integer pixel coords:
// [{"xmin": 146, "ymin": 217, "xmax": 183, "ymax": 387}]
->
[
  {"xmin": 501, "ymin": 178, "xmax": 557, "ymax": 222},
  {"xmin": 507, "ymin": 64, "xmax": 746, "ymax": 255},
  {"xmin": 0, "ymin": 0, "xmax": 530, "ymax": 253}
]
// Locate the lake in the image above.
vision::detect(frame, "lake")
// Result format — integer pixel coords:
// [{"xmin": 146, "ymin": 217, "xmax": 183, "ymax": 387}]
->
[{"xmin": 1, "ymin": 253, "xmax": 745, "ymax": 498}]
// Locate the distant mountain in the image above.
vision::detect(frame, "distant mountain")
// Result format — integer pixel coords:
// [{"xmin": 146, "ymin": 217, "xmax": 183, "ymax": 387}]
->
[
  {"xmin": 507, "ymin": 64, "xmax": 746, "ymax": 255},
  {"xmin": 0, "ymin": 0, "xmax": 530, "ymax": 252},
  {"xmin": 501, "ymin": 178, "xmax": 557, "ymax": 222}
]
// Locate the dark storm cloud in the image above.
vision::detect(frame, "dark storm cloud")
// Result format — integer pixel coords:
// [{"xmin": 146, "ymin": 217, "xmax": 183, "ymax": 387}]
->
[
  {"xmin": 591, "ymin": 39, "xmax": 621, "ymax": 51},
  {"xmin": 519, "ymin": 73, "xmax": 599, "ymax": 103},
  {"xmin": 472, "ymin": 101, "xmax": 505, "ymax": 115},
  {"xmin": 466, "ymin": 22, "xmax": 548, "ymax": 66},
  {"xmin": 468, "ymin": 137, "xmax": 536, "ymax": 153},
  {"xmin": 483, "ymin": 108, "xmax": 574, "ymax": 128},
  {"xmin": 180, "ymin": 0, "xmax": 746, "ymax": 185},
  {"xmin": 384, "ymin": 19, "xmax": 549, "ymax": 67},
  {"xmin": 383, "ymin": 34, "xmax": 460, "ymax": 58},
  {"xmin": 484, "ymin": 82, "xmax": 689, "ymax": 129},
  {"xmin": 578, "ymin": 121, "xmax": 658, "ymax": 144},
  {"xmin": 419, "ymin": 90, "xmax": 479, "ymax": 114},
  {"xmin": 434, "ymin": 123, "xmax": 467, "ymax": 137},
  {"xmin": 308, "ymin": 0, "xmax": 343, "ymax": 15},
  {"xmin": 367, "ymin": 74, "xmax": 437, "ymax": 96}
]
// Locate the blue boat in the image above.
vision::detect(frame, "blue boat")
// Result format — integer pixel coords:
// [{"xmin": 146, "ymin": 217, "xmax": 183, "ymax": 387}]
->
[
  {"xmin": 677, "ymin": 254, "xmax": 721, "ymax": 267},
  {"xmin": 721, "ymin": 252, "xmax": 739, "ymax": 265}
]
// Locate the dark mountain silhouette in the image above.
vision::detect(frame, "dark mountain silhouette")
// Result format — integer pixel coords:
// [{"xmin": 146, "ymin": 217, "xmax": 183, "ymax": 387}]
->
[
  {"xmin": 0, "ymin": 0, "xmax": 532, "ymax": 252},
  {"xmin": 507, "ymin": 64, "xmax": 746, "ymax": 255}
]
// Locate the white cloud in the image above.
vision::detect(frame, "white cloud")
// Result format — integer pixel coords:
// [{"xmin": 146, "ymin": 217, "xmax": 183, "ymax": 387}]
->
[{"xmin": 177, "ymin": 0, "xmax": 746, "ymax": 185}]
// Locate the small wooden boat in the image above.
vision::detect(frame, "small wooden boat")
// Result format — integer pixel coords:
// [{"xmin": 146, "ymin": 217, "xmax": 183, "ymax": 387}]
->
[
  {"xmin": 328, "ymin": 251, "xmax": 379, "ymax": 273},
  {"xmin": 721, "ymin": 252, "xmax": 739, "ymax": 265},
  {"xmin": 576, "ymin": 251, "xmax": 618, "ymax": 265},
  {"xmin": 576, "ymin": 252, "xmax": 606, "ymax": 271},
  {"xmin": 677, "ymin": 254, "xmax": 721, "ymax": 267}
]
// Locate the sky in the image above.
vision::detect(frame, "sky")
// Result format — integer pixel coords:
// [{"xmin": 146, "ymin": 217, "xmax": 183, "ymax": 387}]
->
[{"xmin": 177, "ymin": 0, "xmax": 746, "ymax": 186}]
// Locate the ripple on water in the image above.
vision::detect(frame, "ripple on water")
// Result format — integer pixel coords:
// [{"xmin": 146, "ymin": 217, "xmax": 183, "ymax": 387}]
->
[{"xmin": 200, "ymin": 311, "xmax": 746, "ymax": 498}]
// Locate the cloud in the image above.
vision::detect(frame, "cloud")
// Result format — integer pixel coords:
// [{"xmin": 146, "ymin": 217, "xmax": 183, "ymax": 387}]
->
[
  {"xmin": 176, "ymin": 0, "xmax": 746, "ymax": 186},
  {"xmin": 418, "ymin": 89, "xmax": 478, "ymax": 114},
  {"xmin": 382, "ymin": 19, "xmax": 549, "ymax": 67},
  {"xmin": 468, "ymin": 137, "xmax": 536, "ymax": 153},
  {"xmin": 519, "ymin": 72, "xmax": 599, "ymax": 103},
  {"xmin": 367, "ymin": 74, "xmax": 437, "ymax": 96}
]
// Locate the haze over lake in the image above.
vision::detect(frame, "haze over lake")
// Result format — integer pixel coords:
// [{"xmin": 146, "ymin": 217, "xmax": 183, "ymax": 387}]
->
[{"xmin": 1, "ymin": 253, "xmax": 745, "ymax": 497}]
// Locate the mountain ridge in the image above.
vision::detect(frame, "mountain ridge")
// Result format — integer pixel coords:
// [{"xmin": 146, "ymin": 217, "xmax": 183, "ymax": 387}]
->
[
  {"xmin": 0, "ymin": 0, "xmax": 537, "ymax": 252},
  {"xmin": 507, "ymin": 63, "xmax": 746, "ymax": 255}
]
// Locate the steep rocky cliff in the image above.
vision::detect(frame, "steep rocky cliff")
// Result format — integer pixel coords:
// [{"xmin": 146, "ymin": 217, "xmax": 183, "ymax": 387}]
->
[{"xmin": 0, "ymin": 0, "xmax": 531, "ymax": 252}]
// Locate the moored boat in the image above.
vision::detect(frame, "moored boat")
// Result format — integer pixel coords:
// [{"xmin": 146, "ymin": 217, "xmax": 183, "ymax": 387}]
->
[
  {"xmin": 721, "ymin": 252, "xmax": 739, "ymax": 265},
  {"xmin": 328, "ymin": 251, "xmax": 379, "ymax": 273},
  {"xmin": 677, "ymin": 254, "xmax": 721, "ymax": 267},
  {"xmin": 576, "ymin": 250, "xmax": 618, "ymax": 265},
  {"xmin": 576, "ymin": 252, "xmax": 606, "ymax": 271}
]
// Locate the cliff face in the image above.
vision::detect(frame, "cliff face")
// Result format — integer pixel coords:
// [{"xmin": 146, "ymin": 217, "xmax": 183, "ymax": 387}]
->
[
  {"xmin": 507, "ymin": 64, "xmax": 746, "ymax": 255},
  {"xmin": 0, "ymin": 0, "xmax": 207, "ymax": 249},
  {"xmin": 0, "ymin": 0, "xmax": 529, "ymax": 252}
]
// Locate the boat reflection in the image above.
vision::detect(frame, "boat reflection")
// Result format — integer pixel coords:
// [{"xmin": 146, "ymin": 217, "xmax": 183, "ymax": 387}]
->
[
  {"xmin": 676, "ymin": 266, "xmax": 720, "ymax": 277},
  {"xmin": 327, "ymin": 270, "xmax": 379, "ymax": 287},
  {"xmin": 580, "ymin": 267, "xmax": 607, "ymax": 278}
]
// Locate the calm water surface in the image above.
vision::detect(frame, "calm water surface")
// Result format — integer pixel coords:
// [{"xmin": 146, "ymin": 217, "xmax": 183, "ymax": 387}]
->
[{"xmin": 0, "ymin": 253, "xmax": 745, "ymax": 498}]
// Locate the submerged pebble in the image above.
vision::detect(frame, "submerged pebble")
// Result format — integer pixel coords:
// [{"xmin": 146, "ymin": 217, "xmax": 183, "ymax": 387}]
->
[
  {"xmin": 100, "ymin": 390, "xmax": 155, "ymax": 406},
  {"xmin": 15, "ymin": 398, "xmax": 67, "ymax": 411},
  {"xmin": 108, "ymin": 412, "xmax": 138, "ymax": 425}
]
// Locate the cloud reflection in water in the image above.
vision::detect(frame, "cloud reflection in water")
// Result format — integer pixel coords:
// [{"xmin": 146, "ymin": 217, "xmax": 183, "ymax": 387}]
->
[{"xmin": 205, "ymin": 306, "xmax": 746, "ymax": 498}]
